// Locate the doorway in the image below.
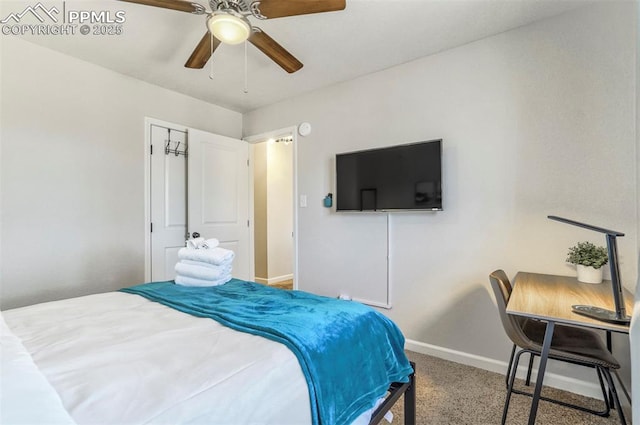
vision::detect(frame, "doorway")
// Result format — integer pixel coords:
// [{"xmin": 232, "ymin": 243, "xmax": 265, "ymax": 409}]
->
[
  {"xmin": 246, "ymin": 128, "xmax": 298, "ymax": 289},
  {"xmin": 145, "ymin": 118, "xmax": 250, "ymax": 282}
]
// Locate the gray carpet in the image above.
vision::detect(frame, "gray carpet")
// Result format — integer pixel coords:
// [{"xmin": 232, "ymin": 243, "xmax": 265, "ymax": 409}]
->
[{"xmin": 389, "ymin": 350, "xmax": 630, "ymax": 425}]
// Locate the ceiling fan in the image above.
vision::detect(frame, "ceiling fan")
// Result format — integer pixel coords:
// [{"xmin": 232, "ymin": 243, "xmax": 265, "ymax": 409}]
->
[{"xmin": 120, "ymin": 0, "xmax": 346, "ymax": 73}]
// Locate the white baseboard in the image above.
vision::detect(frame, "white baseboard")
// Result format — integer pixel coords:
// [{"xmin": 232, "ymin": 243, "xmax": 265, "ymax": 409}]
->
[
  {"xmin": 405, "ymin": 339, "xmax": 604, "ymax": 400},
  {"xmin": 254, "ymin": 274, "xmax": 293, "ymax": 285}
]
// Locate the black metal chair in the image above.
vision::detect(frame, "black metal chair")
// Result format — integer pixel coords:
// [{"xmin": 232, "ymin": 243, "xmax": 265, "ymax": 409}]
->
[{"xmin": 489, "ymin": 269, "xmax": 626, "ymax": 425}]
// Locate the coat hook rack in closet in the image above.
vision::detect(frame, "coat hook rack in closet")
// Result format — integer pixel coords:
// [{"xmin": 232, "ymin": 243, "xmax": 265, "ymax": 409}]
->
[{"xmin": 164, "ymin": 128, "xmax": 188, "ymax": 157}]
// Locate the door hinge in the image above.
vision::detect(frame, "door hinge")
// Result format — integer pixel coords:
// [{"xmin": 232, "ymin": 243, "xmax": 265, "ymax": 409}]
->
[
  {"xmin": 150, "ymin": 144, "xmax": 153, "ymax": 155},
  {"xmin": 247, "ymin": 159, "xmax": 249, "ymax": 166},
  {"xmin": 247, "ymin": 220, "xmax": 250, "ymax": 227},
  {"xmin": 150, "ymin": 222, "xmax": 153, "ymax": 233}
]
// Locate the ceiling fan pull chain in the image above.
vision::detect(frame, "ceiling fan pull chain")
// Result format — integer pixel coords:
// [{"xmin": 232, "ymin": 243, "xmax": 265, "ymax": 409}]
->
[
  {"xmin": 243, "ymin": 39, "xmax": 249, "ymax": 93},
  {"xmin": 209, "ymin": 32, "xmax": 215, "ymax": 80}
]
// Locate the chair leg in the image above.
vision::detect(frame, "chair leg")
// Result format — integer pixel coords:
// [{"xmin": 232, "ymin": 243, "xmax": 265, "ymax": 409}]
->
[
  {"xmin": 595, "ymin": 367, "xmax": 611, "ymax": 412},
  {"xmin": 504, "ymin": 351, "xmax": 612, "ymax": 419},
  {"xmin": 602, "ymin": 368, "xmax": 627, "ymax": 425},
  {"xmin": 525, "ymin": 353, "xmax": 535, "ymax": 386},
  {"xmin": 612, "ymin": 369, "xmax": 633, "ymax": 405},
  {"xmin": 505, "ymin": 344, "xmax": 516, "ymax": 389},
  {"xmin": 502, "ymin": 348, "xmax": 525, "ymax": 425},
  {"xmin": 511, "ymin": 364, "xmax": 610, "ymax": 417}
]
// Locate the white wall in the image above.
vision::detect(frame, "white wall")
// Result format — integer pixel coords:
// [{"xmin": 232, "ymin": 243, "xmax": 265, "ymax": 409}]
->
[
  {"xmin": 253, "ymin": 142, "xmax": 268, "ymax": 280},
  {"xmin": 0, "ymin": 37, "xmax": 242, "ymax": 309},
  {"xmin": 244, "ymin": 2, "xmax": 637, "ymax": 393}
]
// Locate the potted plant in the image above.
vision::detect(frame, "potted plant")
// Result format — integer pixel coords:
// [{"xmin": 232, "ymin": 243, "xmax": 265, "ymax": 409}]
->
[{"xmin": 566, "ymin": 241, "xmax": 609, "ymax": 284}]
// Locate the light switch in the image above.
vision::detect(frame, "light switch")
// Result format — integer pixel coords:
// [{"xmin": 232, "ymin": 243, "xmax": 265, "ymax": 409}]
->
[{"xmin": 300, "ymin": 195, "xmax": 307, "ymax": 208}]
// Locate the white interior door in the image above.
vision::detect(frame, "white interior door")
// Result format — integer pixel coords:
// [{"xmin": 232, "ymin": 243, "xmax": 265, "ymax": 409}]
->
[
  {"xmin": 150, "ymin": 125, "xmax": 188, "ymax": 281},
  {"xmin": 188, "ymin": 129, "xmax": 250, "ymax": 280}
]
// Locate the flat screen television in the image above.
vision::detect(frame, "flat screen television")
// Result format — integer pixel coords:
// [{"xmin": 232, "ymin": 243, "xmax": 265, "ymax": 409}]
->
[{"xmin": 335, "ymin": 139, "xmax": 442, "ymax": 212}]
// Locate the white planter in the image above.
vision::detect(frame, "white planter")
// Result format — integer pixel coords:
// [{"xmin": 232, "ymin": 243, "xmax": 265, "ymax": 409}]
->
[{"xmin": 576, "ymin": 264, "xmax": 603, "ymax": 284}]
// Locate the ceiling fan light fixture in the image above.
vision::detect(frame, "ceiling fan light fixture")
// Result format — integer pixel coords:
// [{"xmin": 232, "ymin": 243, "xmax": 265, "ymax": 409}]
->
[{"xmin": 207, "ymin": 11, "xmax": 251, "ymax": 45}]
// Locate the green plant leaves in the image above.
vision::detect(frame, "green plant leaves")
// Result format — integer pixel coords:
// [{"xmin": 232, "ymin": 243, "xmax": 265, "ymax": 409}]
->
[{"xmin": 566, "ymin": 241, "xmax": 608, "ymax": 269}]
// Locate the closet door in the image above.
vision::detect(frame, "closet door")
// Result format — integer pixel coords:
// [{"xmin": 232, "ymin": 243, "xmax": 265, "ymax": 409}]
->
[
  {"xmin": 150, "ymin": 125, "xmax": 188, "ymax": 281},
  {"xmin": 187, "ymin": 129, "xmax": 250, "ymax": 281}
]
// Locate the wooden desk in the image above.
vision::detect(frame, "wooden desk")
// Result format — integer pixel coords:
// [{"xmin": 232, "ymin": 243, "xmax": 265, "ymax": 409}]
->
[
  {"xmin": 509, "ymin": 272, "xmax": 633, "ymax": 333},
  {"xmin": 506, "ymin": 272, "xmax": 633, "ymax": 424}
]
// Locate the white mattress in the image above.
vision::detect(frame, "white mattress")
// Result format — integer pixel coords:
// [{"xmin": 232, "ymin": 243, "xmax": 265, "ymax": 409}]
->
[
  {"xmin": 2, "ymin": 292, "xmax": 381, "ymax": 425},
  {"xmin": 3, "ymin": 292, "xmax": 314, "ymax": 424}
]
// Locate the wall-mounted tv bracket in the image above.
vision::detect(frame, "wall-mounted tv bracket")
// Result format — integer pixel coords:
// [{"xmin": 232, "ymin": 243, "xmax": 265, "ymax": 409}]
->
[{"xmin": 548, "ymin": 215, "xmax": 630, "ymax": 325}]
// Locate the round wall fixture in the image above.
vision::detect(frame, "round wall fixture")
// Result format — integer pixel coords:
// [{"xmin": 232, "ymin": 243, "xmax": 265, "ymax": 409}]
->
[{"xmin": 298, "ymin": 122, "xmax": 312, "ymax": 136}]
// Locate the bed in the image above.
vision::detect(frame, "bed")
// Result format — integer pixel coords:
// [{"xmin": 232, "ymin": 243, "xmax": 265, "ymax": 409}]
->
[{"xmin": 1, "ymin": 278, "xmax": 416, "ymax": 425}]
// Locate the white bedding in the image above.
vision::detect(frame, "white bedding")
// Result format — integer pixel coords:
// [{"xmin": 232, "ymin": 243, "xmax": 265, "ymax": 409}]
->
[
  {"xmin": 1, "ymin": 313, "xmax": 76, "ymax": 425},
  {"xmin": 3, "ymin": 292, "xmax": 312, "ymax": 425},
  {"xmin": 2, "ymin": 292, "xmax": 380, "ymax": 425}
]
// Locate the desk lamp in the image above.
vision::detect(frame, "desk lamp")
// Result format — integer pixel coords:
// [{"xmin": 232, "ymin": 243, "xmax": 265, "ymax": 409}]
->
[{"xmin": 548, "ymin": 215, "xmax": 630, "ymax": 325}]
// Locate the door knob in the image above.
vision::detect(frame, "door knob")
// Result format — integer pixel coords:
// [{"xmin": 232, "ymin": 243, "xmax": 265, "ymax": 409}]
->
[{"xmin": 191, "ymin": 232, "xmax": 200, "ymax": 238}]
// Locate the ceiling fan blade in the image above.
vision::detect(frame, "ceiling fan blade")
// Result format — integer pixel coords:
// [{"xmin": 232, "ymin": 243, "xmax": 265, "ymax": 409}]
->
[
  {"xmin": 118, "ymin": 0, "xmax": 205, "ymax": 14},
  {"xmin": 251, "ymin": 0, "xmax": 345, "ymax": 19},
  {"xmin": 185, "ymin": 33, "xmax": 221, "ymax": 69},
  {"xmin": 249, "ymin": 30, "xmax": 303, "ymax": 73}
]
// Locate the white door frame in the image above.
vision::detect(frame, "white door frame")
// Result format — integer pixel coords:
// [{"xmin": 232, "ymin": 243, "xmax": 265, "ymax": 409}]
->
[
  {"xmin": 244, "ymin": 126, "xmax": 299, "ymax": 289},
  {"xmin": 143, "ymin": 117, "xmax": 189, "ymax": 282}
]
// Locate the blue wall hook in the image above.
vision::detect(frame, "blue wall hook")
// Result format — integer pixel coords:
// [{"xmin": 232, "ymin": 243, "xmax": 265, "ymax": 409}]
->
[{"xmin": 323, "ymin": 193, "xmax": 333, "ymax": 208}]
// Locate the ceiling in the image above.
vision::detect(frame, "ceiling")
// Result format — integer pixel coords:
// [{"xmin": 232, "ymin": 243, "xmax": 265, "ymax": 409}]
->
[{"xmin": 12, "ymin": 0, "xmax": 587, "ymax": 113}]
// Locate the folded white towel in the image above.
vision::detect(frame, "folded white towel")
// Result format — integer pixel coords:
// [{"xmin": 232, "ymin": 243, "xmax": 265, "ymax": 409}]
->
[
  {"xmin": 175, "ymin": 274, "xmax": 232, "ymax": 287},
  {"xmin": 175, "ymin": 262, "xmax": 231, "ymax": 281},
  {"xmin": 202, "ymin": 238, "xmax": 219, "ymax": 249},
  {"xmin": 186, "ymin": 237, "xmax": 205, "ymax": 249},
  {"xmin": 181, "ymin": 260, "xmax": 224, "ymax": 269},
  {"xmin": 178, "ymin": 247, "xmax": 235, "ymax": 266}
]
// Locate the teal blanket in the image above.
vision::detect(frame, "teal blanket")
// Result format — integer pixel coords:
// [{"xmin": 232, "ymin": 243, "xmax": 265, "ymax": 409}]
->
[{"xmin": 120, "ymin": 279, "xmax": 412, "ymax": 425}]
